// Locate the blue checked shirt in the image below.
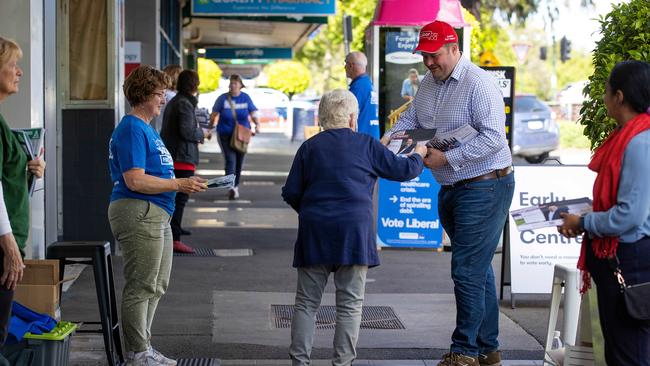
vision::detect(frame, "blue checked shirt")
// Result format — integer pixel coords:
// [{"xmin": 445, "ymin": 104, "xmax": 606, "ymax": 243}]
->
[{"xmin": 387, "ymin": 56, "xmax": 512, "ymax": 186}]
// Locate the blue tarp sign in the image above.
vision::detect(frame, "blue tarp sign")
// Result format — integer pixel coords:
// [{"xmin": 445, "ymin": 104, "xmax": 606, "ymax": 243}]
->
[
  {"xmin": 205, "ymin": 47, "xmax": 292, "ymax": 60},
  {"xmin": 377, "ymin": 169, "xmax": 442, "ymax": 248},
  {"xmin": 192, "ymin": 0, "xmax": 336, "ymax": 16}
]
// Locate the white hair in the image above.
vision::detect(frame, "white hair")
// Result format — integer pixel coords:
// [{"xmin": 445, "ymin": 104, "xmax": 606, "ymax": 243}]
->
[
  {"xmin": 347, "ymin": 51, "xmax": 367, "ymax": 68},
  {"xmin": 318, "ymin": 89, "xmax": 359, "ymax": 130}
]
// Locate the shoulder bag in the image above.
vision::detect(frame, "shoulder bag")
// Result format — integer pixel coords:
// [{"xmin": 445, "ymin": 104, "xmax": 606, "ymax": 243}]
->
[
  {"xmin": 226, "ymin": 94, "xmax": 252, "ymax": 154},
  {"xmin": 609, "ymin": 255, "xmax": 650, "ymax": 321}
]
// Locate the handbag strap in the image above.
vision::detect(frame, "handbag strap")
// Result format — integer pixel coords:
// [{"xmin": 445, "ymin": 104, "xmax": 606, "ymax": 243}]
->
[
  {"xmin": 226, "ymin": 94, "xmax": 239, "ymax": 126},
  {"xmin": 607, "ymin": 255, "xmax": 627, "ymax": 292}
]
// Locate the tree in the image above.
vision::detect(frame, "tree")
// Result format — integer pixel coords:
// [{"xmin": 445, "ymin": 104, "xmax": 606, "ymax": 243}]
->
[
  {"xmin": 197, "ymin": 57, "xmax": 222, "ymax": 94},
  {"xmin": 460, "ymin": 0, "xmax": 593, "ymax": 24},
  {"xmin": 265, "ymin": 61, "xmax": 311, "ymax": 99},
  {"xmin": 297, "ymin": 0, "xmax": 378, "ymax": 94},
  {"xmin": 579, "ymin": 0, "xmax": 650, "ymax": 148}
]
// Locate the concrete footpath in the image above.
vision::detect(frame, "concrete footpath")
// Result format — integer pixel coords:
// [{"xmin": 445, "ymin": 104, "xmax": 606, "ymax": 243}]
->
[{"xmin": 64, "ymin": 133, "xmax": 562, "ymax": 365}]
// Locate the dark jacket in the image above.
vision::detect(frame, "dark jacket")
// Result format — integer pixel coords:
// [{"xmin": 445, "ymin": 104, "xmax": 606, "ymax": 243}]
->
[
  {"xmin": 282, "ymin": 128, "xmax": 424, "ymax": 268},
  {"xmin": 160, "ymin": 93, "xmax": 204, "ymax": 166}
]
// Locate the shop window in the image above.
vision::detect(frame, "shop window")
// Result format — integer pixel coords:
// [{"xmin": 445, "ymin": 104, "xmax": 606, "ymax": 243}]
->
[
  {"xmin": 160, "ymin": 0, "xmax": 181, "ymax": 67},
  {"xmin": 69, "ymin": 0, "xmax": 108, "ymax": 101}
]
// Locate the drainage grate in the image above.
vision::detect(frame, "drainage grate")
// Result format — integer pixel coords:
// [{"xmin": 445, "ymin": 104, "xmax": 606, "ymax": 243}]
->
[
  {"xmin": 174, "ymin": 248, "xmax": 218, "ymax": 257},
  {"xmin": 271, "ymin": 305, "xmax": 405, "ymax": 330},
  {"xmin": 174, "ymin": 248, "xmax": 254, "ymax": 257},
  {"xmin": 177, "ymin": 359, "xmax": 219, "ymax": 366}
]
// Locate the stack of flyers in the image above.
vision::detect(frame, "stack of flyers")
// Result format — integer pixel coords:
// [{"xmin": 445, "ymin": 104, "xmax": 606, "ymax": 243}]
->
[
  {"xmin": 206, "ymin": 174, "xmax": 235, "ymax": 189},
  {"xmin": 11, "ymin": 128, "xmax": 44, "ymax": 195}
]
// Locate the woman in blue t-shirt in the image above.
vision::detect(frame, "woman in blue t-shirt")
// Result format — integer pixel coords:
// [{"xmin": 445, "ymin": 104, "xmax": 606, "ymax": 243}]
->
[
  {"xmin": 208, "ymin": 74, "xmax": 260, "ymax": 200},
  {"xmin": 108, "ymin": 65, "xmax": 207, "ymax": 365}
]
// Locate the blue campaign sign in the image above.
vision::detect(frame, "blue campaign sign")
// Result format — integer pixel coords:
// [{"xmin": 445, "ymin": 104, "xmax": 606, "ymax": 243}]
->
[
  {"xmin": 205, "ymin": 48, "xmax": 292, "ymax": 60},
  {"xmin": 192, "ymin": 0, "xmax": 336, "ymax": 16},
  {"xmin": 377, "ymin": 169, "xmax": 442, "ymax": 248},
  {"xmin": 385, "ymin": 31, "xmax": 419, "ymax": 54},
  {"xmin": 384, "ymin": 31, "xmax": 422, "ymax": 65}
]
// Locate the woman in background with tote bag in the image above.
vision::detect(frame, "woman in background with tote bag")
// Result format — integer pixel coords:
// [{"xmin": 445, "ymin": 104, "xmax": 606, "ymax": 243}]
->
[{"xmin": 209, "ymin": 74, "xmax": 260, "ymax": 200}]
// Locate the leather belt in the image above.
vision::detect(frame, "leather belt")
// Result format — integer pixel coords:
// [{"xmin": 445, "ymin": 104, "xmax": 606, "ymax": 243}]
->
[{"xmin": 443, "ymin": 166, "xmax": 513, "ymax": 189}]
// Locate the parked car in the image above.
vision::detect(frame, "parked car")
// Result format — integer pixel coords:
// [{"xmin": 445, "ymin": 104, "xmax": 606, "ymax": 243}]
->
[{"xmin": 513, "ymin": 95, "xmax": 560, "ymax": 164}]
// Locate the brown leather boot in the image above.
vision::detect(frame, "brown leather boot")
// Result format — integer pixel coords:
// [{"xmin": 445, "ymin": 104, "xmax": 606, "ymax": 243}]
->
[
  {"xmin": 478, "ymin": 351, "xmax": 501, "ymax": 366},
  {"xmin": 437, "ymin": 352, "xmax": 479, "ymax": 366}
]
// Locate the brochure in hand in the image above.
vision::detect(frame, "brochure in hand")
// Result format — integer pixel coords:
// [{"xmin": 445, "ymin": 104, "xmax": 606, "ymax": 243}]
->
[
  {"xmin": 510, "ymin": 197, "xmax": 593, "ymax": 232},
  {"xmin": 388, "ymin": 124, "xmax": 479, "ymax": 156},
  {"xmin": 427, "ymin": 124, "xmax": 479, "ymax": 151},
  {"xmin": 207, "ymin": 174, "xmax": 235, "ymax": 189},
  {"xmin": 387, "ymin": 129, "xmax": 437, "ymax": 156},
  {"xmin": 11, "ymin": 128, "xmax": 45, "ymax": 195}
]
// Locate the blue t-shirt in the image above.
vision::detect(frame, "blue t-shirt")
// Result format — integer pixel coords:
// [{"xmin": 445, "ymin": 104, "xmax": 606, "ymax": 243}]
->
[
  {"xmin": 349, "ymin": 74, "xmax": 380, "ymax": 140},
  {"xmin": 211, "ymin": 92, "xmax": 258, "ymax": 135},
  {"xmin": 108, "ymin": 115, "xmax": 176, "ymax": 216}
]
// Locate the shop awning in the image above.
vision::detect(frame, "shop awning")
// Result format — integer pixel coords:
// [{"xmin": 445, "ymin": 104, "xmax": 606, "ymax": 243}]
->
[{"xmin": 372, "ymin": 0, "xmax": 467, "ymax": 27}]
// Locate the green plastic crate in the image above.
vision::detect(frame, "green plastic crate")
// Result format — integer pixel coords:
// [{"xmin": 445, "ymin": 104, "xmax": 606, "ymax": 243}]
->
[{"xmin": 23, "ymin": 321, "xmax": 77, "ymax": 366}]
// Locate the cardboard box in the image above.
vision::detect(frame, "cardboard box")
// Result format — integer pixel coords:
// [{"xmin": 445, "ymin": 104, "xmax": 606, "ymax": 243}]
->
[{"xmin": 15, "ymin": 260, "xmax": 60, "ymax": 318}]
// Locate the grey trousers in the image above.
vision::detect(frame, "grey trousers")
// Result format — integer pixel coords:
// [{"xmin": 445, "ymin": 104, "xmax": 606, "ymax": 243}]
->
[
  {"xmin": 289, "ymin": 265, "xmax": 368, "ymax": 366},
  {"xmin": 108, "ymin": 199, "xmax": 172, "ymax": 353}
]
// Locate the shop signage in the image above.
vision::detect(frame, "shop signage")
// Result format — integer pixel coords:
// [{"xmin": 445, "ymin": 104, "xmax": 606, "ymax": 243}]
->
[
  {"xmin": 482, "ymin": 66, "xmax": 515, "ymax": 146},
  {"xmin": 205, "ymin": 47, "xmax": 292, "ymax": 60},
  {"xmin": 192, "ymin": 0, "xmax": 336, "ymax": 16}
]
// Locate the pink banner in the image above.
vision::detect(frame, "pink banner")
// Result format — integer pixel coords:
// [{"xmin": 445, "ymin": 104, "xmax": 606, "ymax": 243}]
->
[{"xmin": 373, "ymin": 0, "xmax": 467, "ymax": 27}]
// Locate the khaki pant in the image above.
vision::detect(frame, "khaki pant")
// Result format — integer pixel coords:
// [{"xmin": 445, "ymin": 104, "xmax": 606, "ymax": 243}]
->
[
  {"xmin": 108, "ymin": 199, "xmax": 172, "ymax": 353},
  {"xmin": 289, "ymin": 265, "xmax": 368, "ymax": 366}
]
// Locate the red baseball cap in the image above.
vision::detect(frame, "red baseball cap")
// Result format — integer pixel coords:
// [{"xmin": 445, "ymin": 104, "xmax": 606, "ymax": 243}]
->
[{"xmin": 413, "ymin": 20, "xmax": 459, "ymax": 54}]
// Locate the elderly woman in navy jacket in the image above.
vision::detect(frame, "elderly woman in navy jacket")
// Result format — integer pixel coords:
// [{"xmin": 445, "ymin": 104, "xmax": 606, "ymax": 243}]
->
[{"xmin": 282, "ymin": 89, "xmax": 426, "ymax": 366}]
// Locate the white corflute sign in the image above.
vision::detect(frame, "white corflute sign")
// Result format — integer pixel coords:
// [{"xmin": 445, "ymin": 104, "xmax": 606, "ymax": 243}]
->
[{"xmin": 508, "ymin": 165, "xmax": 596, "ymax": 294}]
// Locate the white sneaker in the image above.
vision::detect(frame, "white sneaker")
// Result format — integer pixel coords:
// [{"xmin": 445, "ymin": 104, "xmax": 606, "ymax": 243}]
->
[
  {"xmin": 125, "ymin": 350, "xmax": 165, "ymax": 366},
  {"xmin": 148, "ymin": 346, "xmax": 177, "ymax": 365},
  {"xmin": 228, "ymin": 186, "xmax": 239, "ymax": 200}
]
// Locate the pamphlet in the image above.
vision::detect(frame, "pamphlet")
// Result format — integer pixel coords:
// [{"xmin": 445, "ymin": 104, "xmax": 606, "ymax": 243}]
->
[
  {"xmin": 510, "ymin": 197, "xmax": 593, "ymax": 231},
  {"xmin": 11, "ymin": 128, "xmax": 45, "ymax": 195},
  {"xmin": 207, "ymin": 174, "xmax": 235, "ymax": 189},
  {"xmin": 427, "ymin": 124, "xmax": 479, "ymax": 151},
  {"xmin": 387, "ymin": 124, "xmax": 479, "ymax": 156},
  {"xmin": 387, "ymin": 129, "xmax": 436, "ymax": 156}
]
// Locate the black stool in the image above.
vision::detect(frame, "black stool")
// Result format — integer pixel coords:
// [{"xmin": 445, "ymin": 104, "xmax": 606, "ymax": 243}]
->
[{"xmin": 47, "ymin": 241, "xmax": 124, "ymax": 365}]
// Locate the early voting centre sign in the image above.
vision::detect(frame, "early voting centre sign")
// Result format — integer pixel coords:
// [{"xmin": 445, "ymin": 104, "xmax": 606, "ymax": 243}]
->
[
  {"xmin": 508, "ymin": 165, "xmax": 595, "ymax": 294},
  {"xmin": 377, "ymin": 170, "xmax": 442, "ymax": 249}
]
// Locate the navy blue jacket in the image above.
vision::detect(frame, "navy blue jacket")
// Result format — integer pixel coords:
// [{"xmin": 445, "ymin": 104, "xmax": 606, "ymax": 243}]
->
[{"xmin": 282, "ymin": 128, "xmax": 423, "ymax": 268}]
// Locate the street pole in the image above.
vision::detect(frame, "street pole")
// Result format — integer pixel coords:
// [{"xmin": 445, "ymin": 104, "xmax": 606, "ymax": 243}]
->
[
  {"xmin": 551, "ymin": 34, "xmax": 557, "ymax": 96},
  {"xmin": 343, "ymin": 14, "xmax": 352, "ymax": 55}
]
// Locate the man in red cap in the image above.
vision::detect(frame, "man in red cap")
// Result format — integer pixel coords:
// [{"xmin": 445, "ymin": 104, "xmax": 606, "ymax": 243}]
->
[{"xmin": 382, "ymin": 20, "xmax": 514, "ymax": 366}]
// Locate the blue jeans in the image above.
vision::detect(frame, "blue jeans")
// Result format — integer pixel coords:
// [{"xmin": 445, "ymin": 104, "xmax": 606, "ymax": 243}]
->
[
  {"xmin": 438, "ymin": 171, "xmax": 515, "ymax": 356},
  {"xmin": 218, "ymin": 133, "xmax": 245, "ymax": 187}
]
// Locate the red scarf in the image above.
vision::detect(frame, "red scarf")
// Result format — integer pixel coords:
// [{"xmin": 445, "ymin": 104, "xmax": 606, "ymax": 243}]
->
[{"xmin": 578, "ymin": 112, "xmax": 650, "ymax": 293}]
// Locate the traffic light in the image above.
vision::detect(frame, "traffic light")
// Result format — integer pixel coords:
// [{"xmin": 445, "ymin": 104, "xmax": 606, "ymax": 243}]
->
[
  {"xmin": 540, "ymin": 46, "xmax": 547, "ymax": 60},
  {"xmin": 560, "ymin": 36, "xmax": 571, "ymax": 63}
]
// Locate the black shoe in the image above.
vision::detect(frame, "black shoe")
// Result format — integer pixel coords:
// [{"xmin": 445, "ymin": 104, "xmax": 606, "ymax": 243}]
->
[{"xmin": 180, "ymin": 228, "xmax": 192, "ymax": 236}]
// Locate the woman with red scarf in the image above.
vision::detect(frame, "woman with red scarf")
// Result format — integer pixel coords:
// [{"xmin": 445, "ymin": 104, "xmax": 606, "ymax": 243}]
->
[{"xmin": 559, "ymin": 60, "xmax": 650, "ymax": 366}]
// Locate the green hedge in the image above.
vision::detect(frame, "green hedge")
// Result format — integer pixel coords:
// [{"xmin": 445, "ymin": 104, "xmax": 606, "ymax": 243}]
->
[{"xmin": 579, "ymin": 0, "xmax": 650, "ymax": 149}]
